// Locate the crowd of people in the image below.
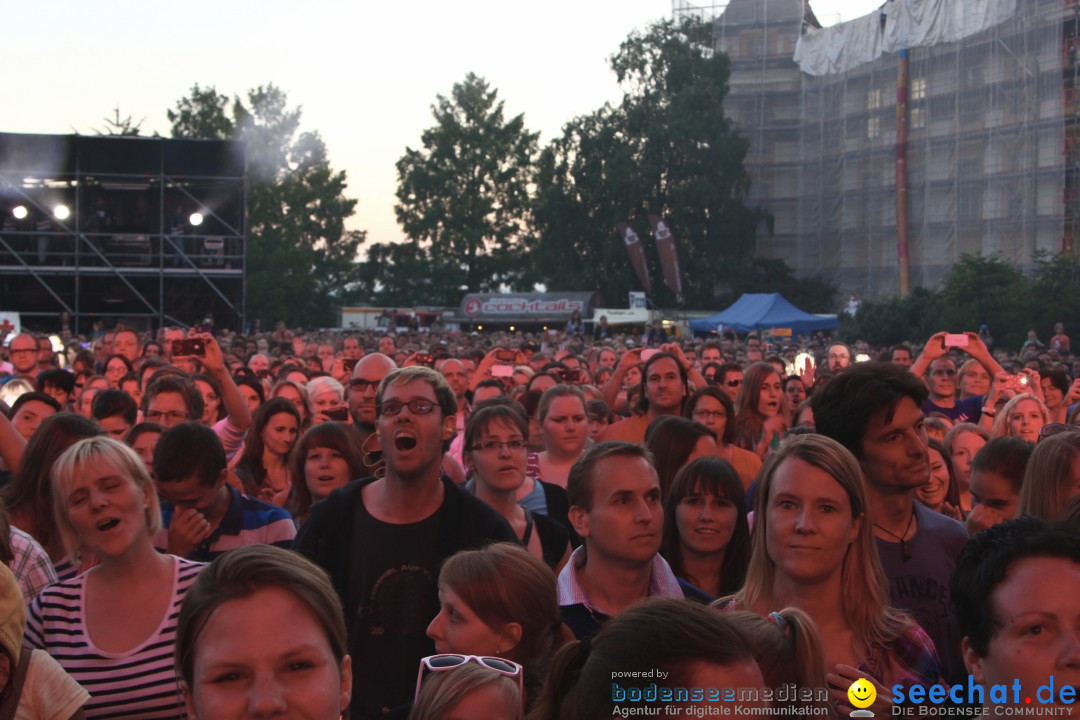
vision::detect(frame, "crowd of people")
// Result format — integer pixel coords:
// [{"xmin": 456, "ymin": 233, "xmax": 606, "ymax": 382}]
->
[{"xmin": 0, "ymin": 317, "xmax": 1077, "ymax": 718}]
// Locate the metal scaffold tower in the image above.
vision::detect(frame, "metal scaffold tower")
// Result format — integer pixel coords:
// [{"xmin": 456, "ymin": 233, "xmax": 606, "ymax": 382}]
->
[{"xmin": 0, "ymin": 133, "xmax": 246, "ymax": 333}]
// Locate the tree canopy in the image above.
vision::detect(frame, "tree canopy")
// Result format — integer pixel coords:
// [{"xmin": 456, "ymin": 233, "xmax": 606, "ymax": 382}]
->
[
  {"xmin": 360, "ymin": 73, "xmax": 537, "ymax": 306},
  {"xmin": 168, "ymin": 83, "xmax": 365, "ymax": 327},
  {"xmin": 531, "ymin": 19, "xmax": 797, "ymax": 308},
  {"xmin": 839, "ymin": 251, "xmax": 1080, "ymax": 349}
]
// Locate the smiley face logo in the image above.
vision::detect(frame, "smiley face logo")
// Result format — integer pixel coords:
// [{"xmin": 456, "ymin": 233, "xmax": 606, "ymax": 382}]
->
[{"xmin": 847, "ymin": 678, "xmax": 876, "ymax": 709}]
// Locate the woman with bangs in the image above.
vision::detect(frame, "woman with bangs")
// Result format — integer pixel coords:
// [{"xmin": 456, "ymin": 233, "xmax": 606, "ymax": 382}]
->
[
  {"xmin": 102, "ymin": 354, "xmax": 134, "ymax": 390},
  {"xmin": 287, "ymin": 422, "xmax": 365, "ymax": 525},
  {"xmin": 781, "ymin": 375, "xmax": 807, "ymax": 425},
  {"xmin": 269, "ymin": 378, "xmax": 313, "ymax": 430},
  {"xmin": 25, "ymin": 436, "xmax": 202, "ymax": 719},
  {"xmin": 957, "ymin": 359, "xmax": 992, "ymax": 402},
  {"xmin": 660, "ymin": 457, "xmax": 750, "ymax": 598},
  {"xmin": 733, "ymin": 362, "xmax": 787, "ymax": 459},
  {"xmin": 915, "ymin": 439, "xmax": 963, "ymax": 520},
  {"xmin": 724, "ymin": 434, "xmax": 939, "ymax": 716},
  {"xmin": 532, "ymin": 385, "xmax": 589, "ymax": 491},
  {"xmin": 991, "ymin": 393, "xmax": 1050, "ymax": 444},
  {"xmin": 684, "ymin": 386, "xmax": 762, "ymax": 490},
  {"xmin": 463, "ymin": 403, "xmax": 570, "ymax": 572},
  {"xmin": 943, "ymin": 422, "xmax": 988, "ymax": 514}
]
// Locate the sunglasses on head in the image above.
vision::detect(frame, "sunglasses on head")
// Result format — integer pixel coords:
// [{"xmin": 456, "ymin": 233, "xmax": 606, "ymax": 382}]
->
[
  {"xmin": 1039, "ymin": 423, "xmax": 1080, "ymax": 440},
  {"xmin": 415, "ymin": 654, "xmax": 523, "ymax": 702}
]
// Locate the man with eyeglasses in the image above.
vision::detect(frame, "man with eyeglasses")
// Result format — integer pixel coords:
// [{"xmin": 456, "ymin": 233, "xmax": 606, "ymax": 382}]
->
[
  {"xmin": 346, "ymin": 353, "xmax": 396, "ymax": 477},
  {"xmin": 141, "ymin": 335, "xmax": 251, "ymax": 459},
  {"xmin": 4, "ymin": 333, "xmax": 39, "ymax": 383},
  {"xmin": 296, "ymin": 365, "xmax": 515, "ymax": 720},
  {"xmin": 911, "ymin": 331, "xmax": 1004, "ymax": 423}
]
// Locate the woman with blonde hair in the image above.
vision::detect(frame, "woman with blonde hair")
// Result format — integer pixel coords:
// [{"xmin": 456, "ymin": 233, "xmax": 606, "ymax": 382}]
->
[
  {"xmin": 1016, "ymin": 431, "xmax": 1080, "ymax": 521},
  {"xmin": 411, "ymin": 660, "xmax": 523, "ymax": 720},
  {"xmin": 991, "ymin": 393, "xmax": 1050, "ymax": 444},
  {"xmin": 726, "ymin": 434, "xmax": 938, "ymax": 715},
  {"xmin": 25, "ymin": 436, "xmax": 202, "ymax": 718},
  {"xmin": 305, "ymin": 376, "xmax": 348, "ymax": 425},
  {"xmin": 957, "ymin": 359, "xmax": 992, "ymax": 402},
  {"xmin": 732, "ymin": 362, "xmax": 786, "ymax": 459},
  {"xmin": 943, "ymin": 422, "xmax": 989, "ymax": 514}
]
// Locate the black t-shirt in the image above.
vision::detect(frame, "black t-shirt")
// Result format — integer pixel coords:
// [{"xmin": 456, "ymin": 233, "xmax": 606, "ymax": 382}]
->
[
  {"xmin": 293, "ymin": 477, "xmax": 516, "ymax": 720},
  {"xmin": 347, "ymin": 503, "xmax": 441, "ymax": 720}
]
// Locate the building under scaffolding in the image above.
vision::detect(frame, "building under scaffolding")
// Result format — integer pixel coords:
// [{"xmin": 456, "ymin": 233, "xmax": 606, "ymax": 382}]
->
[{"xmin": 683, "ymin": 0, "xmax": 1079, "ymax": 298}]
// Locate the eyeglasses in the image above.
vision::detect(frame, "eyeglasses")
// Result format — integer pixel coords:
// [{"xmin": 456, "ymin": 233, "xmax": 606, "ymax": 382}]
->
[
  {"xmin": 468, "ymin": 439, "xmax": 527, "ymax": 453},
  {"xmin": 725, "ymin": 379, "xmax": 742, "ymax": 387},
  {"xmin": 415, "ymin": 655, "xmax": 523, "ymax": 703},
  {"xmin": 348, "ymin": 378, "xmax": 380, "ymax": 391},
  {"xmin": 146, "ymin": 410, "xmax": 189, "ymax": 423},
  {"xmin": 378, "ymin": 399, "xmax": 437, "ymax": 416},
  {"xmin": 693, "ymin": 410, "xmax": 727, "ymax": 420},
  {"xmin": 8, "ymin": 348, "xmax": 35, "ymax": 356},
  {"xmin": 1039, "ymin": 423, "xmax": 1080, "ymax": 440}
]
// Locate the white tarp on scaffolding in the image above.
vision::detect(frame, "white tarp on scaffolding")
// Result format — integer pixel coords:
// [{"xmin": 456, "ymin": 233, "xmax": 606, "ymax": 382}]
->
[
  {"xmin": 795, "ymin": 0, "xmax": 1019, "ymax": 76},
  {"xmin": 793, "ymin": 10, "xmax": 884, "ymax": 76}
]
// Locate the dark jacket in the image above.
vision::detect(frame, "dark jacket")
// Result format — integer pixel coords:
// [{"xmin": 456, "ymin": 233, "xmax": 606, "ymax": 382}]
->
[{"xmin": 293, "ymin": 475, "xmax": 517, "ymax": 607}]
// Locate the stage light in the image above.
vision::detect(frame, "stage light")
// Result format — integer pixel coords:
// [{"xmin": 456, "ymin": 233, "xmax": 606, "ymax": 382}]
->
[
  {"xmin": 189, "ymin": 212, "xmax": 204, "ymax": 226},
  {"xmin": 53, "ymin": 205, "xmax": 70, "ymax": 220},
  {"xmin": 12, "ymin": 206, "xmax": 27, "ymax": 220}
]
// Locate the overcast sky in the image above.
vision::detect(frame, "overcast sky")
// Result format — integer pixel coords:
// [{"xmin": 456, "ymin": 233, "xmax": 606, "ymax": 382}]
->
[{"xmin": 2, "ymin": 1, "xmax": 882, "ymax": 246}]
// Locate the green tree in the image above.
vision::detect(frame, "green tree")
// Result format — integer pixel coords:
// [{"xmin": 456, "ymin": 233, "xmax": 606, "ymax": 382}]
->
[
  {"xmin": 937, "ymin": 254, "xmax": 1029, "ymax": 348},
  {"xmin": 96, "ymin": 106, "xmax": 145, "ymax": 136},
  {"xmin": 1029, "ymin": 250, "xmax": 1080, "ymax": 340},
  {"xmin": 837, "ymin": 286, "xmax": 942, "ymax": 347},
  {"xmin": 168, "ymin": 84, "xmax": 366, "ymax": 327},
  {"xmin": 531, "ymin": 19, "xmax": 770, "ymax": 307},
  {"xmin": 382, "ymin": 73, "xmax": 537, "ymax": 306}
]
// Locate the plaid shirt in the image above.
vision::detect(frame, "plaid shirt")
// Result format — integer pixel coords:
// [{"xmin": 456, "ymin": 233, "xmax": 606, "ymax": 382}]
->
[
  {"xmin": 11, "ymin": 528, "xmax": 57, "ymax": 605},
  {"xmin": 862, "ymin": 621, "xmax": 942, "ymax": 686}
]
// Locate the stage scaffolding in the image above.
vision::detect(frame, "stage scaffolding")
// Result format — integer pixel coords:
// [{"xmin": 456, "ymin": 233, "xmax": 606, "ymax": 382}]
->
[{"xmin": 0, "ymin": 133, "xmax": 246, "ymax": 333}]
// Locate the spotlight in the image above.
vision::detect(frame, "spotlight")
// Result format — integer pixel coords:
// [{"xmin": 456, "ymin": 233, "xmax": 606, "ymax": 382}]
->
[
  {"xmin": 477, "ymin": 325, "xmax": 483, "ymax": 331},
  {"xmin": 53, "ymin": 205, "xmax": 70, "ymax": 220},
  {"xmin": 509, "ymin": 326, "xmax": 515, "ymax": 332},
  {"xmin": 12, "ymin": 206, "xmax": 27, "ymax": 220},
  {"xmin": 189, "ymin": 212, "xmax": 204, "ymax": 226}
]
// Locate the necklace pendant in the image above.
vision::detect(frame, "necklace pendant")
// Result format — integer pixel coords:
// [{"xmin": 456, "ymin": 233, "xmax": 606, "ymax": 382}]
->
[{"xmin": 902, "ymin": 541, "xmax": 912, "ymax": 561}]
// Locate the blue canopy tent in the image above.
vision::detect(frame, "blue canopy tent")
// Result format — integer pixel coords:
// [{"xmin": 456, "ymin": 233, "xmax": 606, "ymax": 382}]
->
[{"xmin": 689, "ymin": 293, "xmax": 838, "ymax": 336}]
